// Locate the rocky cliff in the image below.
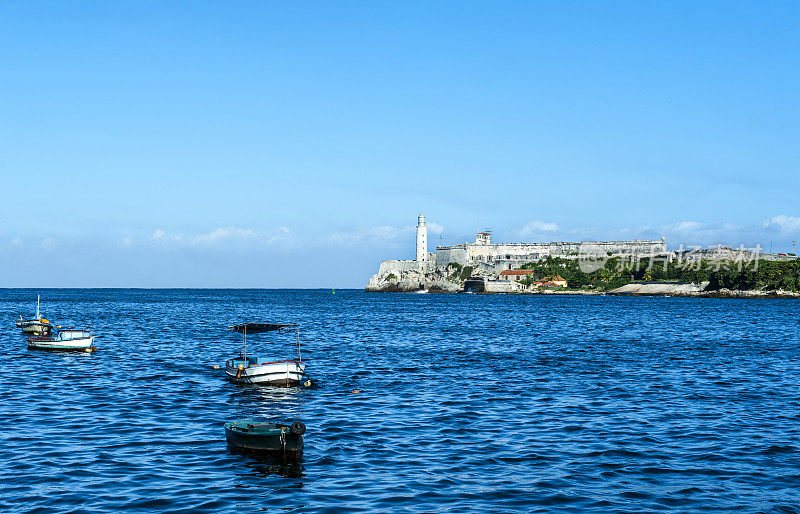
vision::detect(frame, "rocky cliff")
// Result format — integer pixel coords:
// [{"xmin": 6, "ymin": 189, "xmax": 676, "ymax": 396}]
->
[{"xmin": 365, "ymin": 267, "xmax": 467, "ymax": 292}]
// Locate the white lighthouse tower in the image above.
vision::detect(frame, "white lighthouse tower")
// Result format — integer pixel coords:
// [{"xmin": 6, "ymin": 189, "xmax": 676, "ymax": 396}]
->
[{"xmin": 416, "ymin": 212, "xmax": 427, "ymax": 270}]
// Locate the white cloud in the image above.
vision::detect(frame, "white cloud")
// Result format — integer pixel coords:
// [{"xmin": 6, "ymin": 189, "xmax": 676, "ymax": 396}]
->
[
  {"xmin": 40, "ymin": 238, "xmax": 58, "ymax": 251},
  {"xmin": 151, "ymin": 229, "xmax": 184, "ymax": 245},
  {"xmin": 763, "ymin": 215, "xmax": 800, "ymax": 233},
  {"xmin": 330, "ymin": 221, "xmax": 443, "ymax": 245},
  {"xmin": 10, "ymin": 238, "xmax": 22, "ymax": 246},
  {"xmin": 264, "ymin": 228, "xmax": 291, "ymax": 245},
  {"xmin": 330, "ymin": 225, "xmax": 413, "ymax": 244},
  {"xmin": 519, "ymin": 220, "xmax": 558, "ymax": 237},
  {"xmin": 121, "ymin": 236, "xmax": 134, "ymax": 247},
  {"xmin": 192, "ymin": 227, "xmax": 257, "ymax": 245},
  {"xmin": 147, "ymin": 226, "xmax": 289, "ymax": 248},
  {"xmin": 428, "ymin": 222, "xmax": 444, "ymax": 235},
  {"xmin": 667, "ymin": 221, "xmax": 703, "ymax": 233}
]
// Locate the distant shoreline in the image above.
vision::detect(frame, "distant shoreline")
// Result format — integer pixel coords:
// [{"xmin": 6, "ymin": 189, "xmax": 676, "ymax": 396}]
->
[{"xmin": 366, "ymin": 287, "xmax": 800, "ymax": 299}]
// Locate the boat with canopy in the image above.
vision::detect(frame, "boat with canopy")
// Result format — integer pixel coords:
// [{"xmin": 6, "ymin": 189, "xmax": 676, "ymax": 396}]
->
[
  {"xmin": 27, "ymin": 327, "xmax": 95, "ymax": 352},
  {"xmin": 223, "ymin": 323, "xmax": 310, "ymax": 387},
  {"xmin": 16, "ymin": 295, "xmax": 54, "ymax": 336}
]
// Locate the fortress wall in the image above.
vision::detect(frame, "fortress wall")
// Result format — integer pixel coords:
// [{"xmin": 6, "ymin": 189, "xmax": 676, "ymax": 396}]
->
[
  {"xmin": 572, "ymin": 240, "xmax": 667, "ymax": 255},
  {"xmin": 377, "ymin": 260, "xmax": 419, "ymax": 276},
  {"xmin": 469, "ymin": 243, "xmax": 553, "ymax": 261},
  {"xmin": 455, "ymin": 239, "xmax": 667, "ymax": 272},
  {"xmin": 432, "ymin": 241, "xmax": 668, "ymax": 269},
  {"xmin": 435, "ymin": 245, "xmax": 469, "ymax": 268},
  {"xmin": 425, "ymin": 253, "xmax": 438, "ymax": 272},
  {"xmin": 467, "ymin": 240, "xmax": 666, "ymax": 262}
]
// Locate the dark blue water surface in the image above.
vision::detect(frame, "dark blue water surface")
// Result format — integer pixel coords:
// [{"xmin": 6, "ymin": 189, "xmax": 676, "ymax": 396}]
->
[{"xmin": 1, "ymin": 290, "xmax": 800, "ymax": 512}]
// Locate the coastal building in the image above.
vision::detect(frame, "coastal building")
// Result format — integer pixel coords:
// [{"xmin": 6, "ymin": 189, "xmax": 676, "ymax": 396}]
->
[
  {"xmin": 535, "ymin": 275, "xmax": 568, "ymax": 288},
  {"xmin": 499, "ymin": 270, "xmax": 534, "ymax": 282}
]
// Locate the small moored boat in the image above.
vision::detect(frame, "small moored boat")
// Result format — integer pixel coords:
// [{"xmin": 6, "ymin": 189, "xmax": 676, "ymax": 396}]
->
[
  {"xmin": 223, "ymin": 323, "xmax": 310, "ymax": 387},
  {"xmin": 16, "ymin": 295, "xmax": 54, "ymax": 336},
  {"xmin": 225, "ymin": 420, "xmax": 305, "ymax": 459},
  {"xmin": 28, "ymin": 328, "xmax": 95, "ymax": 352}
]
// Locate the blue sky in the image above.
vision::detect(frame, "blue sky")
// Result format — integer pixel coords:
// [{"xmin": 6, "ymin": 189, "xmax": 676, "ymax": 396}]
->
[{"xmin": 1, "ymin": 1, "xmax": 799, "ymax": 287}]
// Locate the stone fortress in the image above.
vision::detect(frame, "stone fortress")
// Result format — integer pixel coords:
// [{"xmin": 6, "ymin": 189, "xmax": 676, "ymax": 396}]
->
[{"xmin": 366, "ymin": 213, "xmax": 668, "ymax": 292}]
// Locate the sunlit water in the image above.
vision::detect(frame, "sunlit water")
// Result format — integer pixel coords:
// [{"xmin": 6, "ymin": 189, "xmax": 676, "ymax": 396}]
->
[{"xmin": 1, "ymin": 289, "xmax": 799, "ymax": 512}]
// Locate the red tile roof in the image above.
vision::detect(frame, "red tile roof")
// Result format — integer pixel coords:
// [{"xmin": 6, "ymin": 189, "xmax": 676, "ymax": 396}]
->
[
  {"xmin": 536, "ymin": 274, "xmax": 565, "ymax": 281},
  {"xmin": 535, "ymin": 275, "xmax": 568, "ymax": 286},
  {"xmin": 499, "ymin": 270, "xmax": 534, "ymax": 276}
]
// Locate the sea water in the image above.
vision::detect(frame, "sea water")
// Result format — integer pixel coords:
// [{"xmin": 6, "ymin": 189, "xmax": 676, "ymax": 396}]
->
[{"xmin": 1, "ymin": 289, "xmax": 799, "ymax": 512}]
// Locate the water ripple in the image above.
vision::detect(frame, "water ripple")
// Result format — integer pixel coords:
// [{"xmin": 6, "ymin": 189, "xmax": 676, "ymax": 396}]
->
[{"xmin": 0, "ymin": 290, "xmax": 799, "ymax": 511}]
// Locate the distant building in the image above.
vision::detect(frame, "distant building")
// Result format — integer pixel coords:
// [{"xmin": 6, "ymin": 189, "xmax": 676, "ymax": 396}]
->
[
  {"xmin": 475, "ymin": 232, "xmax": 492, "ymax": 245},
  {"xmin": 499, "ymin": 270, "xmax": 534, "ymax": 282},
  {"xmin": 535, "ymin": 275, "xmax": 568, "ymax": 288}
]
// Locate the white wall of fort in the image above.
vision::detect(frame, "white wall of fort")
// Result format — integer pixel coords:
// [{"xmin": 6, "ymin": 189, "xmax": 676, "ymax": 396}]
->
[
  {"xmin": 435, "ymin": 239, "xmax": 666, "ymax": 267},
  {"xmin": 434, "ymin": 245, "xmax": 469, "ymax": 268}
]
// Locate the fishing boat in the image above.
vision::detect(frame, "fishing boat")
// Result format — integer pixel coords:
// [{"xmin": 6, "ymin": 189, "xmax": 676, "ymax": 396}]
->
[
  {"xmin": 27, "ymin": 328, "xmax": 95, "ymax": 352},
  {"xmin": 225, "ymin": 420, "xmax": 305, "ymax": 459},
  {"xmin": 224, "ymin": 323, "xmax": 310, "ymax": 386},
  {"xmin": 16, "ymin": 295, "xmax": 54, "ymax": 336}
]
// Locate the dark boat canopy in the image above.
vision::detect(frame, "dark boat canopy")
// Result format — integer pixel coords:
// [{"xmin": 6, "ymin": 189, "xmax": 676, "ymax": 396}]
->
[{"xmin": 229, "ymin": 323, "xmax": 298, "ymax": 334}]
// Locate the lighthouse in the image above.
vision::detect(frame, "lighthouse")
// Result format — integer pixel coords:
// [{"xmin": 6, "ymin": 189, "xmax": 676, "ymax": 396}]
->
[{"xmin": 416, "ymin": 212, "xmax": 427, "ymax": 270}]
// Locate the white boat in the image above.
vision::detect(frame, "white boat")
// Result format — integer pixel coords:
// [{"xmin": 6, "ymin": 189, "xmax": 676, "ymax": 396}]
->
[
  {"xmin": 28, "ymin": 328, "xmax": 95, "ymax": 352},
  {"xmin": 223, "ymin": 322, "xmax": 310, "ymax": 387},
  {"xmin": 16, "ymin": 295, "xmax": 54, "ymax": 335}
]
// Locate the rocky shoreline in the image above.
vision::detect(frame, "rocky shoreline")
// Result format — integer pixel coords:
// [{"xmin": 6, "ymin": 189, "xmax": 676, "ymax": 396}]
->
[
  {"xmin": 366, "ymin": 256, "xmax": 800, "ymax": 299},
  {"xmin": 365, "ymin": 283, "xmax": 800, "ymax": 299}
]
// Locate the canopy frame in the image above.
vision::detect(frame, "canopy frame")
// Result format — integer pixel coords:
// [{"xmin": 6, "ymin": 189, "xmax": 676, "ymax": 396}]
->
[{"xmin": 228, "ymin": 322, "xmax": 301, "ymax": 363}]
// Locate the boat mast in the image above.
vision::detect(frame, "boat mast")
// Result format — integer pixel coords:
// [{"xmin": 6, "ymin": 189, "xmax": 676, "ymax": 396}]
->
[
  {"xmin": 243, "ymin": 325, "xmax": 247, "ymax": 362},
  {"xmin": 36, "ymin": 295, "xmax": 40, "ymax": 319},
  {"xmin": 296, "ymin": 326, "xmax": 301, "ymax": 362}
]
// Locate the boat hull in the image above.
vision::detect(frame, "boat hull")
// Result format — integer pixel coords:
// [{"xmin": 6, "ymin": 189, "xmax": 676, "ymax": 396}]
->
[
  {"xmin": 225, "ymin": 360, "xmax": 307, "ymax": 386},
  {"xmin": 225, "ymin": 422, "xmax": 304, "ymax": 458},
  {"xmin": 27, "ymin": 334, "xmax": 95, "ymax": 352}
]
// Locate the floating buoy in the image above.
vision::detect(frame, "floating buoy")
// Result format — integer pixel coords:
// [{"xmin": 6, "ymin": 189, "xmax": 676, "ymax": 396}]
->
[
  {"xmin": 304, "ymin": 380, "xmax": 312, "ymax": 387},
  {"xmin": 212, "ymin": 364, "xmax": 220, "ymax": 370},
  {"xmin": 84, "ymin": 348, "xmax": 92, "ymax": 353},
  {"xmin": 351, "ymin": 390, "xmax": 360, "ymax": 394},
  {"xmin": 236, "ymin": 364, "xmax": 244, "ymax": 380}
]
